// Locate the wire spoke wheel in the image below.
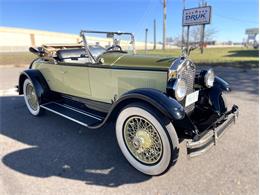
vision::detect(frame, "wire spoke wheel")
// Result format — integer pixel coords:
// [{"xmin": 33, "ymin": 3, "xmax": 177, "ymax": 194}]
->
[
  {"xmin": 25, "ymin": 83, "xmax": 39, "ymax": 111},
  {"xmin": 23, "ymin": 79, "xmax": 41, "ymax": 116},
  {"xmin": 116, "ymin": 105, "xmax": 178, "ymax": 175},
  {"xmin": 123, "ymin": 116, "xmax": 163, "ymax": 164}
]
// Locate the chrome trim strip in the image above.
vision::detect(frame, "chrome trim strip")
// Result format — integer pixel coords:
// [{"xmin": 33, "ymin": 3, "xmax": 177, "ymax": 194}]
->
[
  {"xmin": 40, "ymin": 104, "xmax": 89, "ymax": 127},
  {"xmin": 54, "ymin": 102, "xmax": 103, "ymax": 121}
]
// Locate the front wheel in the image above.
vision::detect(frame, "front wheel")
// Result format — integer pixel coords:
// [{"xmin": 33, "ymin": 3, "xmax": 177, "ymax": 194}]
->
[
  {"xmin": 116, "ymin": 104, "xmax": 178, "ymax": 175},
  {"xmin": 23, "ymin": 78, "xmax": 41, "ymax": 116}
]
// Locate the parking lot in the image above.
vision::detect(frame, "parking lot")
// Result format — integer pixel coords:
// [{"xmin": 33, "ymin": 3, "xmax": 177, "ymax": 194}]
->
[{"xmin": 0, "ymin": 66, "xmax": 258, "ymax": 195}]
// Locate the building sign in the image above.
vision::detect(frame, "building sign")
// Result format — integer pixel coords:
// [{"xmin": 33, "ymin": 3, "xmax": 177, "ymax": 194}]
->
[
  {"xmin": 245, "ymin": 28, "xmax": 259, "ymax": 35},
  {"xmin": 183, "ymin": 6, "xmax": 211, "ymax": 26}
]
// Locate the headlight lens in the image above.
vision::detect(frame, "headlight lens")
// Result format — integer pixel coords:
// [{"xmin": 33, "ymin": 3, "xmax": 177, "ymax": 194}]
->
[
  {"xmin": 204, "ymin": 69, "xmax": 215, "ymax": 88},
  {"xmin": 174, "ymin": 79, "xmax": 187, "ymax": 101}
]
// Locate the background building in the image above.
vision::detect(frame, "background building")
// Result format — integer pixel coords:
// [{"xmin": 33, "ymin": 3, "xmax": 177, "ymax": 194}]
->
[{"xmin": 0, "ymin": 27, "xmax": 166, "ymax": 52}]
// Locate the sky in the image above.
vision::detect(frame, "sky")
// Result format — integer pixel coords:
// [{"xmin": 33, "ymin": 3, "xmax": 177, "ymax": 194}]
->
[{"xmin": 0, "ymin": 0, "xmax": 259, "ymax": 42}]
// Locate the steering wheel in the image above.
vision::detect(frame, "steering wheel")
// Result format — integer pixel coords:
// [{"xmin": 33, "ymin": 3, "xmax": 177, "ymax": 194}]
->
[{"xmin": 106, "ymin": 45, "xmax": 122, "ymax": 52}]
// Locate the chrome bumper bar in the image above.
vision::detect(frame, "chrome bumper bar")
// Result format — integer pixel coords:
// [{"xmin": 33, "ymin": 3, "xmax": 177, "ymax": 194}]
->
[{"xmin": 186, "ymin": 105, "xmax": 239, "ymax": 158}]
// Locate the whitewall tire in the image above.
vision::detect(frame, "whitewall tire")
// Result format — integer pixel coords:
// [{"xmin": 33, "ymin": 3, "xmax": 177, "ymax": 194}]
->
[
  {"xmin": 116, "ymin": 105, "xmax": 178, "ymax": 175},
  {"xmin": 23, "ymin": 78, "xmax": 41, "ymax": 116}
]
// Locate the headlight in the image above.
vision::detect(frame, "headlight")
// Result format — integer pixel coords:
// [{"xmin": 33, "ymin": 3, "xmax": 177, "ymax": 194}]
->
[
  {"xmin": 174, "ymin": 79, "xmax": 187, "ymax": 101},
  {"xmin": 204, "ymin": 69, "xmax": 215, "ymax": 88}
]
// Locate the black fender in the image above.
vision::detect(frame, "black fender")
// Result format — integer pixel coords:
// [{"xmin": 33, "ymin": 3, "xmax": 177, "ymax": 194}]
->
[
  {"xmin": 18, "ymin": 69, "xmax": 50, "ymax": 104},
  {"xmin": 87, "ymin": 88, "xmax": 185, "ymax": 131},
  {"xmin": 214, "ymin": 76, "xmax": 231, "ymax": 92},
  {"xmin": 209, "ymin": 76, "xmax": 231, "ymax": 113},
  {"xmin": 109, "ymin": 88, "xmax": 185, "ymax": 121}
]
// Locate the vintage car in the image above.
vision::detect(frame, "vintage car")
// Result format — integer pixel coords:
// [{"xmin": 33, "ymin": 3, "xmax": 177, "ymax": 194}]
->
[{"xmin": 18, "ymin": 30, "xmax": 239, "ymax": 175}]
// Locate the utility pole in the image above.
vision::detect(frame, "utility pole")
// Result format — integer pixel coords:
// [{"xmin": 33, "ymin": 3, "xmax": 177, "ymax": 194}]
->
[
  {"xmin": 186, "ymin": 25, "xmax": 190, "ymax": 50},
  {"xmin": 153, "ymin": 19, "xmax": 156, "ymax": 50},
  {"xmin": 145, "ymin": 28, "xmax": 148, "ymax": 53},
  {"xmin": 200, "ymin": 0, "xmax": 207, "ymax": 54},
  {"xmin": 181, "ymin": 0, "xmax": 186, "ymax": 50},
  {"xmin": 162, "ymin": 0, "xmax": 167, "ymax": 50}
]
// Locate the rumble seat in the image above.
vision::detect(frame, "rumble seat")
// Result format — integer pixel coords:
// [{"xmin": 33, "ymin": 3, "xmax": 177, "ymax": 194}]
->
[{"xmin": 56, "ymin": 48, "xmax": 91, "ymax": 64}]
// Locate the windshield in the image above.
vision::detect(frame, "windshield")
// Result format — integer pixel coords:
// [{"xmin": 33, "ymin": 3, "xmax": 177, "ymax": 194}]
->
[{"xmin": 80, "ymin": 30, "xmax": 136, "ymax": 61}]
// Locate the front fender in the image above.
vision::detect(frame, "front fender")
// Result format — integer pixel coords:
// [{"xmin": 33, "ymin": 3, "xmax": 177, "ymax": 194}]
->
[
  {"xmin": 18, "ymin": 69, "xmax": 50, "ymax": 104},
  {"xmin": 113, "ymin": 88, "xmax": 185, "ymax": 121},
  {"xmin": 209, "ymin": 76, "xmax": 231, "ymax": 113},
  {"xmin": 214, "ymin": 76, "xmax": 231, "ymax": 92},
  {"xmin": 88, "ymin": 88, "xmax": 185, "ymax": 131}
]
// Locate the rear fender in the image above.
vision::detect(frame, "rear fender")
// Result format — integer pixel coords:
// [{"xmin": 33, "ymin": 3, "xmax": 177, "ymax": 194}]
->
[{"xmin": 18, "ymin": 69, "xmax": 50, "ymax": 104}]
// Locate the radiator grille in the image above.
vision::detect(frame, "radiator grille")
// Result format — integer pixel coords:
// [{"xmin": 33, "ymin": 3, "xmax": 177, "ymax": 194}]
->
[{"xmin": 179, "ymin": 62, "xmax": 196, "ymax": 113}]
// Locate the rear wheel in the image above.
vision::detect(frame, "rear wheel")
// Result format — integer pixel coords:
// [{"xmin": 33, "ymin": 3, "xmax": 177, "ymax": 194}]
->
[
  {"xmin": 23, "ymin": 78, "xmax": 41, "ymax": 116},
  {"xmin": 116, "ymin": 104, "xmax": 178, "ymax": 175}
]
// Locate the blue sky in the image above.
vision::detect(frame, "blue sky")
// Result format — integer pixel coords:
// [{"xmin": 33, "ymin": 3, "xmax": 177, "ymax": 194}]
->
[{"xmin": 0, "ymin": 0, "xmax": 259, "ymax": 42}]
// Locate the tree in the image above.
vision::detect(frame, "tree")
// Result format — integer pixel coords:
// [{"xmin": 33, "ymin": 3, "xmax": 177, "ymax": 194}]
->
[
  {"xmin": 166, "ymin": 37, "xmax": 174, "ymax": 44},
  {"xmin": 190, "ymin": 26, "xmax": 217, "ymax": 43},
  {"xmin": 172, "ymin": 35, "xmax": 182, "ymax": 46}
]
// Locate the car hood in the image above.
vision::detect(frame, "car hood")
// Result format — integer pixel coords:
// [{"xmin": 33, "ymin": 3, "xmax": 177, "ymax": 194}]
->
[{"xmin": 100, "ymin": 52, "xmax": 175, "ymax": 70}]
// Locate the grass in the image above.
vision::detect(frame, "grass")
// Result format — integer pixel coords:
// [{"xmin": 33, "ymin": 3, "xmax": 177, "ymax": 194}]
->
[
  {"xmin": 0, "ymin": 52, "xmax": 35, "ymax": 67},
  {"xmin": 0, "ymin": 47, "xmax": 259, "ymax": 68},
  {"xmin": 138, "ymin": 47, "xmax": 259, "ymax": 68}
]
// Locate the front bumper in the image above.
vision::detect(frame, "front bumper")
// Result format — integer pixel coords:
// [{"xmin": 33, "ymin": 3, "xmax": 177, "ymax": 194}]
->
[{"xmin": 186, "ymin": 105, "xmax": 239, "ymax": 157}]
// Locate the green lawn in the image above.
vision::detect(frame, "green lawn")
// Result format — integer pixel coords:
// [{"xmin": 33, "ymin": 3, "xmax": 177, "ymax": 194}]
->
[
  {"xmin": 0, "ymin": 47, "xmax": 259, "ymax": 68},
  {"xmin": 0, "ymin": 52, "xmax": 35, "ymax": 67},
  {"xmin": 138, "ymin": 47, "xmax": 259, "ymax": 68}
]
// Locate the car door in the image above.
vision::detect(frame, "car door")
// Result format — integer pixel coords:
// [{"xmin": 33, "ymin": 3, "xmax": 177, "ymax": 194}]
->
[
  {"xmin": 88, "ymin": 65, "xmax": 115, "ymax": 103},
  {"xmin": 35, "ymin": 60, "xmax": 64, "ymax": 93},
  {"xmin": 61, "ymin": 63, "xmax": 92, "ymax": 99}
]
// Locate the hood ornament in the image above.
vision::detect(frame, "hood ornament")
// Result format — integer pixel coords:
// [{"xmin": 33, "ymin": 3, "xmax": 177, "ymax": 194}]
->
[{"xmin": 181, "ymin": 46, "xmax": 198, "ymax": 57}]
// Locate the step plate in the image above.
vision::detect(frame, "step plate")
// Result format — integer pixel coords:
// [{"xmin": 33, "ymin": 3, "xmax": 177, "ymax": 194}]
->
[{"xmin": 41, "ymin": 102, "xmax": 103, "ymax": 127}]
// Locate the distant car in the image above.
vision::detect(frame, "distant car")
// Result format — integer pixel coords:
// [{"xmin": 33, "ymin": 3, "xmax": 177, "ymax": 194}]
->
[{"xmin": 18, "ymin": 30, "xmax": 239, "ymax": 175}]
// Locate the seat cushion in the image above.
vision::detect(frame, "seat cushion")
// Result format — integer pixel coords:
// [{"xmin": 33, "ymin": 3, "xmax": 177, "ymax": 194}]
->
[
  {"xmin": 57, "ymin": 48, "xmax": 85, "ymax": 59},
  {"xmin": 56, "ymin": 48, "xmax": 91, "ymax": 63}
]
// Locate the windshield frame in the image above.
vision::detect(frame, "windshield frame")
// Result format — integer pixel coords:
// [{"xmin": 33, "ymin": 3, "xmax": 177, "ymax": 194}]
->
[{"xmin": 80, "ymin": 30, "xmax": 136, "ymax": 63}]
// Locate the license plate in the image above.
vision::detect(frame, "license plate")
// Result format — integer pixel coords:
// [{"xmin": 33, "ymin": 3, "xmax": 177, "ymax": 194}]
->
[{"xmin": 185, "ymin": 90, "xmax": 199, "ymax": 107}]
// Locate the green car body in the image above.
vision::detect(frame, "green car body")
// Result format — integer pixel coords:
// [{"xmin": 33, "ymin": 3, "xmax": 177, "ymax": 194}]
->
[
  {"xmin": 18, "ymin": 30, "xmax": 239, "ymax": 175},
  {"xmin": 32, "ymin": 53, "xmax": 173, "ymax": 104}
]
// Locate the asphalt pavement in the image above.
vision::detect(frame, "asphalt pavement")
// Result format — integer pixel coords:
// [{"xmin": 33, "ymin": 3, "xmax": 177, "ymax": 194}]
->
[{"xmin": 0, "ymin": 65, "xmax": 258, "ymax": 195}]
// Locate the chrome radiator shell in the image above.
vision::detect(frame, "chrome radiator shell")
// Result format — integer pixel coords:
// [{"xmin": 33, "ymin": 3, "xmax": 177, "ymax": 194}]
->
[
  {"xmin": 168, "ymin": 58, "xmax": 196, "ymax": 114},
  {"xmin": 179, "ymin": 62, "xmax": 196, "ymax": 113}
]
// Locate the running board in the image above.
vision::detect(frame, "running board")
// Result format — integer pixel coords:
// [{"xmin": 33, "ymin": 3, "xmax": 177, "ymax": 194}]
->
[{"xmin": 40, "ymin": 102, "xmax": 104, "ymax": 127}]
